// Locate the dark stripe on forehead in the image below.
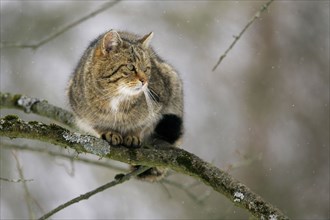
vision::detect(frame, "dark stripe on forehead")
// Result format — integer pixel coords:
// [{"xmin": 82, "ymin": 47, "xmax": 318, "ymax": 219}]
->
[
  {"xmin": 129, "ymin": 46, "xmax": 142, "ymax": 62},
  {"xmin": 122, "ymin": 38, "xmax": 136, "ymax": 45},
  {"xmin": 101, "ymin": 64, "xmax": 125, "ymax": 80},
  {"xmin": 112, "ymin": 64, "xmax": 126, "ymax": 75},
  {"xmin": 134, "ymin": 48, "xmax": 141, "ymax": 61}
]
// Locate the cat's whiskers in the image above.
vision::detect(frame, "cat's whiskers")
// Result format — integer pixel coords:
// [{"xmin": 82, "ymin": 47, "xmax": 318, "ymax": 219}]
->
[
  {"xmin": 143, "ymin": 88, "xmax": 157, "ymax": 118},
  {"xmin": 147, "ymin": 88, "xmax": 159, "ymax": 103}
]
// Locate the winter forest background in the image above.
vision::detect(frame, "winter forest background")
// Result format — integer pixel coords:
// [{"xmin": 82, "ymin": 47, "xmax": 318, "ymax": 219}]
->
[{"xmin": 1, "ymin": 1, "xmax": 329, "ymax": 219}]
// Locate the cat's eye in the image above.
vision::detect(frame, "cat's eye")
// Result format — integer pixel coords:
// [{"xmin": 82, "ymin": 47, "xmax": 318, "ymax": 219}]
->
[
  {"xmin": 142, "ymin": 66, "xmax": 151, "ymax": 72},
  {"xmin": 122, "ymin": 72, "xmax": 130, "ymax": 77},
  {"xmin": 127, "ymin": 64, "xmax": 135, "ymax": 71}
]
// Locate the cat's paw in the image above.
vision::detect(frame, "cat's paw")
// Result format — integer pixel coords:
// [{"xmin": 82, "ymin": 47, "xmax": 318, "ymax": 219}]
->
[
  {"xmin": 123, "ymin": 135, "xmax": 141, "ymax": 148},
  {"xmin": 102, "ymin": 131, "xmax": 123, "ymax": 146}
]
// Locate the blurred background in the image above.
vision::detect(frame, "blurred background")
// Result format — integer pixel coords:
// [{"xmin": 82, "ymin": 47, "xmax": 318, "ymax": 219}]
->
[{"xmin": 1, "ymin": 1, "xmax": 329, "ymax": 219}]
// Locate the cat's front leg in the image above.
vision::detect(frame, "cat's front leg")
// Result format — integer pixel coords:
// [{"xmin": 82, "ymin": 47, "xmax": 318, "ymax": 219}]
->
[{"xmin": 101, "ymin": 131, "xmax": 123, "ymax": 146}]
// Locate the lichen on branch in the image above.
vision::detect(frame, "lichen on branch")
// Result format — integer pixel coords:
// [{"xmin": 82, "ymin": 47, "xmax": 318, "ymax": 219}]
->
[
  {"xmin": 0, "ymin": 115, "xmax": 110, "ymax": 157},
  {"xmin": 63, "ymin": 131, "xmax": 110, "ymax": 157}
]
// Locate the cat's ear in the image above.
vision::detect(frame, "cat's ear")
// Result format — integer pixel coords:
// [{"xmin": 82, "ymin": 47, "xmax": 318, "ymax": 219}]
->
[
  {"xmin": 101, "ymin": 30, "xmax": 122, "ymax": 55},
  {"xmin": 140, "ymin": 32, "xmax": 154, "ymax": 48}
]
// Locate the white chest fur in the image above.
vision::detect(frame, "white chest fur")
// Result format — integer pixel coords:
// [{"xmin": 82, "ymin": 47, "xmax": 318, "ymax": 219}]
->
[{"xmin": 110, "ymin": 96, "xmax": 124, "ymax": 113}]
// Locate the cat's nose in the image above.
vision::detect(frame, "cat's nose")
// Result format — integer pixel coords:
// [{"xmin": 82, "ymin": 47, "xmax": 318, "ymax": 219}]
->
[
  {"xmin": 140, "ymin": 77, "xmax": 147, "ymax": 85},
  {"xmin": 137, "ymin": 72, "xmax": 147, "ymax": 85}
]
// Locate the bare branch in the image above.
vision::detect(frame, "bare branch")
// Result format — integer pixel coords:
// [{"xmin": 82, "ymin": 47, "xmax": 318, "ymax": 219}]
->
[
  {"xmin": 0, "ymin": 177, "xmax": 33, "ymax": 183},
  {"xmin": 12, "ymin": 151, "xmax": 36, "ymax": 219},
  {"xmin": 0, "ymin": 0, "xmax": 121, "ymax": 49},
  {"xmin": 38, "ymin": 166, "xmax": 149, "ymax": 220},
  {"xmin": 0, "ymin": 92, "xmax": 75, "ymax": 127},
  {"xmin": 0, "ymin": 113, "xmax": 289, "ymax": 219},
  {"xmin": 1, "ymin": 142, "xmax": 127, "ymax": 172},
  {"xmin": 162, "ymin": 179, "xmax": 208, "ymax": 205},
  {"xmin": 212, "ymin": 0, "xmax": 275, "ymax": 71}
]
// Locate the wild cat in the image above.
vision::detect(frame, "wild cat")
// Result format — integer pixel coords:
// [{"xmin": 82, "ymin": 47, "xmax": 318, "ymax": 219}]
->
[{"xmin": 68, "ymin": 30, "xmax": 183, "ymax": 181}]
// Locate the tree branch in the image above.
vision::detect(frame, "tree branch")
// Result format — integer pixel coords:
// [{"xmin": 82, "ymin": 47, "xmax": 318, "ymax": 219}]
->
[
  {"xmin": 212, "ymin": 0, "xmax": 274, "ymax": 71},
  {"xmin": 38, "ymin": 165, "xmax": 150, "ymax": 220},
  {"xmin": 0, "ymin": 98, "xmax": 290, "ymax": 220},
  {"xmin": 0, "ymin": 177, "xmax": 33, "ymax": 183},
  {"xmin": 0, "ymin": 1, "xmax": 121, "ymax": 49},
  {"xmin": 0, "ymin": 92, "xmax": 75, "ymax": 127}
]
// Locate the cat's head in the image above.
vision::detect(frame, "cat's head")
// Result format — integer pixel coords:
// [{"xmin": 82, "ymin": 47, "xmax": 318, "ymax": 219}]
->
[{"xmin": 90, "ymin": 30, "xmax": 154, "ymax": 99}]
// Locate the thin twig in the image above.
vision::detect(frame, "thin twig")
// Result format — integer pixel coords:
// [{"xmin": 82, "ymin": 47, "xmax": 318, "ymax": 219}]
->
[
  {"xmin": 12, "ymin": 151, "xmax": 35, "ymax": 219},
  {"xmin": 1, "ymin": 142, "xmax": 127, "ymax": 172},
  {"xmin": 212, "ymin": 0, "xmax": 275, "ymax": 71},
  {"xmin": 38, "ymin": 166, "xmax": 150, "ymax": 220},
  {"xmin": 0, "ymin": 0, "xmax": 121, "ymax": 49},
  {"xmin": 54, "ymin": 157, "xmax": 75, "ymax": 176},
  {"xmin": 0, "ymin": 177, "xmax": 33, "ymax": 183},
  {"xmin": 162, "ymin": 179, "xmax": 206, "ymax": 204},
  {"xmin": 225, "ymin": 152, "xmax": 263, "ymax": 172}
]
